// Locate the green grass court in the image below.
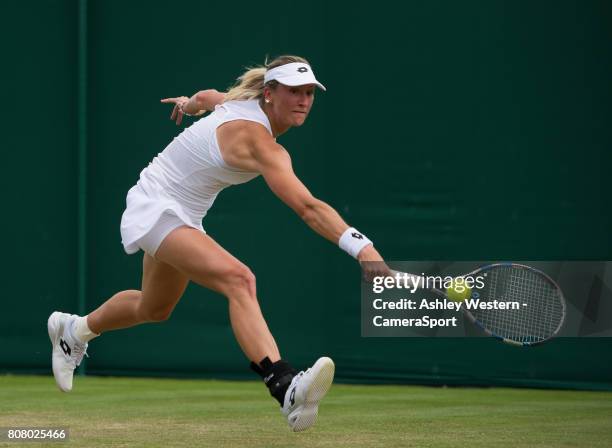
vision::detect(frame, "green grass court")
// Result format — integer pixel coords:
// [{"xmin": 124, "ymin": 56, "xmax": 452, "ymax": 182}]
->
[{"xmin": 1, "ymin": 375, "xmax": 611, "ymax": 447}]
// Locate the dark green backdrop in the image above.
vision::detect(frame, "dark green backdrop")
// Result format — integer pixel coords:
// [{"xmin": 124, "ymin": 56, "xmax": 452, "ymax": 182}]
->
[{"xmin": 2, "ymin": 0, "xmax": 611, "ymax": 390}]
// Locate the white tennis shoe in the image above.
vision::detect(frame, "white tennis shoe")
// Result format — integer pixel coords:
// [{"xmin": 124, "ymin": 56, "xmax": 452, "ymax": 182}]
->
[
  {"xmin": 47, "ymin": 311, "xmax": 88, "ymax": 392},
  {"xmin": 281, "ymin": 357, "xmax": 335, "ymax": 432}
]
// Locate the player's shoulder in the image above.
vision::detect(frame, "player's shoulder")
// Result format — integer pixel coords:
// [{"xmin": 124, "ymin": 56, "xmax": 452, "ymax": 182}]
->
[{"xmin": 219, "ymin": 120, "xmax": 274, "ymax": 145}]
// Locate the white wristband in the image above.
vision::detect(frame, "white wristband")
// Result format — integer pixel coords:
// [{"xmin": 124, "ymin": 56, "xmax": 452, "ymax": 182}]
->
[{"xmin": 339, "ymin": 227, "xmax": 372, "ymax": 259}]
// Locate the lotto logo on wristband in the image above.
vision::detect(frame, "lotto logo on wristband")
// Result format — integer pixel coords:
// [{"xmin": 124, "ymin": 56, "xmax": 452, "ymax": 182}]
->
[{"xmin": 339, "ymin": 227, "xmax": 372, "ymax": 259}]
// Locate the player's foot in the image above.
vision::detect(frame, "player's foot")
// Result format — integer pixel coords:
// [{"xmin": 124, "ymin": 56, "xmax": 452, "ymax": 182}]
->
[
  {"xmin": 281, "ymin": 357, "xmax": 335, "ymax": 432},
  {"xmin": 47, "ymin": 312, "xmax": 89, "ymax": 392}
]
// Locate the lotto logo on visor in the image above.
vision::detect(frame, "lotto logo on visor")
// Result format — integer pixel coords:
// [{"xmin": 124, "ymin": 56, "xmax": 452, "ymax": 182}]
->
[{"xmin": 264, "ymin": 62, "xmax": 326, "ymax": 91}]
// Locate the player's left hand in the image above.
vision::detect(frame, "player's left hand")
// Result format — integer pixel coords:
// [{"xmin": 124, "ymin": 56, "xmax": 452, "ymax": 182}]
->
[{"xmin": 160, "ymin": 96, "xmax": 190, "ymax": 126}]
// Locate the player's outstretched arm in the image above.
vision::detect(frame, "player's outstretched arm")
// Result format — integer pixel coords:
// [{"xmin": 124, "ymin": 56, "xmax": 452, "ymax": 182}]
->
[{"xmin": 252, "ymin": 133, "xmax": 386, "ymax": 267}]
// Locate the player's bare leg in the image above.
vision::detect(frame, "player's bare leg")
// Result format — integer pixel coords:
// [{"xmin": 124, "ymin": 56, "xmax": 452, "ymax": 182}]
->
[
  {"xmin": 48, "ymin": 251, "xmax": 189, "ymax": 392},
  {"xmin": 155, "ymin": 226, "xmax": 280, "ymax": 363},
  {"xmin": 156, "ymin": 227, "xmax": 334, "ymax": 431}
]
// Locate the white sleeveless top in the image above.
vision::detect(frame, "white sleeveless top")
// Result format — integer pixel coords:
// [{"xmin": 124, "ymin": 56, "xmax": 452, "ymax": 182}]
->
[{"xmin": 120, "ymin": 99, "xmax": 271, "ymax": 254}]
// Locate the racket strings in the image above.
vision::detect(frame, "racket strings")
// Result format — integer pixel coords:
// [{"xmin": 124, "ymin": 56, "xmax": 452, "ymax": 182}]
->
[{"xmin": 472, "ymin": 266, "xmax": 564, "ymax": 344}]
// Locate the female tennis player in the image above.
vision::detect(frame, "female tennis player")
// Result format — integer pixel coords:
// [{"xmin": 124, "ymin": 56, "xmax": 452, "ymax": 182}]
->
[{"xmin": 48, "ymin": 55, "xmax": 387, "ymax": 432}]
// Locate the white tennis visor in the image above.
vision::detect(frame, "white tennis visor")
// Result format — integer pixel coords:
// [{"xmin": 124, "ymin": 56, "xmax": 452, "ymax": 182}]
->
[{"xmin": 263, "ymin": 62, "xmax": 326, "ymax": 91}]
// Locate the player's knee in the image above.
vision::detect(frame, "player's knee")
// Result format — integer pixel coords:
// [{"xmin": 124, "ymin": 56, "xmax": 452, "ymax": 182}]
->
[
  {"xmin": 137, "ymin": 302, "xmax": 175, "ymax": 323},
  {"xmin": 222, "ymin": 264, "xmax": 257, "ymax": 300},
  {"xmin": 137, "ymin": 294, "xmax": 174, "ymax": 322}
]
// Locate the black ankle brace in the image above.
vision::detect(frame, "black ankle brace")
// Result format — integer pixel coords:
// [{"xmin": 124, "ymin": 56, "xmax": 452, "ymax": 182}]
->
[{"xmin": 250, "ymin": 357, "xmax": 297, "ymax": 405}]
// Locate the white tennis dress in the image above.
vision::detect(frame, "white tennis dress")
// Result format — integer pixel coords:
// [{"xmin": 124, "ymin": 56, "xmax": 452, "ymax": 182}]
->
[{"xmin": 120, "ymin": 99, "xmax": 272, "ymax": 255}]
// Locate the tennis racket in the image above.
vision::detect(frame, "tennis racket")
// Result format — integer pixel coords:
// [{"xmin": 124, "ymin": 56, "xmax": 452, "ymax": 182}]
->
[{"xmin": 391, "ymin": 263, "xmax": 566, "ymax": 346}]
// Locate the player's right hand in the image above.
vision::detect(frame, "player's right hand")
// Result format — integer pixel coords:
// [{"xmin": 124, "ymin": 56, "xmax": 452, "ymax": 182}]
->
[{"xmin": 358, "ymin": 245, "xmax": 393, "ymax": 282}]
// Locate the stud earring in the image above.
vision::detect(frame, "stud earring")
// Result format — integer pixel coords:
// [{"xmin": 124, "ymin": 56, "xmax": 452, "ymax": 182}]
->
[{"xmin": 265, "ymin": 98, "xmax": 271, "ymax": 103}]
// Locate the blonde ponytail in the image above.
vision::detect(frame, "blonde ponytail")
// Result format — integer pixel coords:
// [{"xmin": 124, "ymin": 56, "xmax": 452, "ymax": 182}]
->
[{"xmin": 224, "ymin": 67, "xmax": 267, "ymax": 101}]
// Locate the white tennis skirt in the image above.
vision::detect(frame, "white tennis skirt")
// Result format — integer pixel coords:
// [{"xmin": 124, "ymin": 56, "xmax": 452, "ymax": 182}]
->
[{"xmin": 120, "ymin": 180, "xmax": 205, "ymax": 257}]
